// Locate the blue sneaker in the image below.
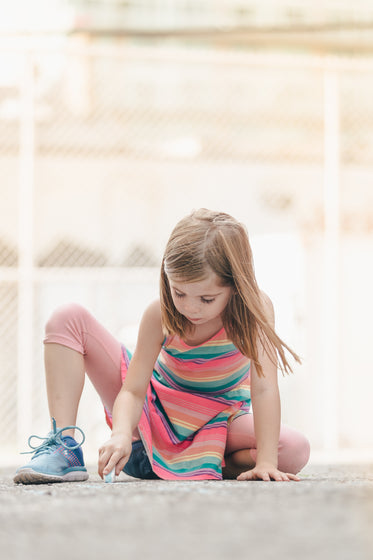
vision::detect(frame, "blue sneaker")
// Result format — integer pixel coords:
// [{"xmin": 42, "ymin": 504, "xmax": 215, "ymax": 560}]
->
[{"xmin": 14, "ymin": 418, "xmax": 89, "ymax": 484}]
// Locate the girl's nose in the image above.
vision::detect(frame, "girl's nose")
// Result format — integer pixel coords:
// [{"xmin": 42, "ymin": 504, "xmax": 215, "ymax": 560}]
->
[{"xmin": 184, "ymin": 300, "xmax": 200, "ymax": 314}]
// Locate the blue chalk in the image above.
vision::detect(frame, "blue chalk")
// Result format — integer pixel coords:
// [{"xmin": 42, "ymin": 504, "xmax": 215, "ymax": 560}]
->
[{"xmin": 104, "ymin": 469, "xmax": 116, "ymax": 483}]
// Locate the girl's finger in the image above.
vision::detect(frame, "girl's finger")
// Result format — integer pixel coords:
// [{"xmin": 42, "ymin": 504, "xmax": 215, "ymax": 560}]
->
[
  {"xmin": 273, "ymin": 473, "xmax": 284, "ymax": 481},
  {"xmin": 99, "ymin": 449, "xmax": 119, "ymax": 477},
  {"xmin": 287, "ymin": 473, "xmax": 301, "ymax": 481},
  {"xmin": 102, "ymin": 454, "xmax": 120, "ymax": 476},
  {"xmin": 98, "ymin": 451, "xmax": 111, "ymax": 477},
  {"xmin": 116, "ymin": 455, "xmax": 130, "ymax": 475},
  {"xmin": 279, "ymin": 473, "xmax": 289, "ymax": 481},
  {"xmin": 270, "ymin": 471, "xmax": 287, "ymax": 481},
  {"xmin": 237, "ymin": 471, "xmax": 253, "ymax": 481},
  {"xmin": 237, "ymin": 468, "xmax": 299, "ymax": 482}
]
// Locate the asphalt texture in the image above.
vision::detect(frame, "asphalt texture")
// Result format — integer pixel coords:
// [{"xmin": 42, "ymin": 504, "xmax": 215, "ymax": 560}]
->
[{"xmin": 1, "ymin": 464, "xmax": 372, "ymax": 560}]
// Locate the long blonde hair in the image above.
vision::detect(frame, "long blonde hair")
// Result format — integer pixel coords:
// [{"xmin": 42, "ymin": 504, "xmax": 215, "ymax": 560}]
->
[{"xmin": 160, "ymin": 208, "xmax": 301, "ymax": 376}]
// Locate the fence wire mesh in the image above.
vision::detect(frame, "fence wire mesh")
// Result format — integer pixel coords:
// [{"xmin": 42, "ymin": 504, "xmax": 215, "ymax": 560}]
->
[{"xmin": 1, "ymin": 40, "xmax": 373, "ymax": 460}]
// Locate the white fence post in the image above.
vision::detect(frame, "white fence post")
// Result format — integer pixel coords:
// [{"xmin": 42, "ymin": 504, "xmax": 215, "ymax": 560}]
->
[
  {"xmin": 322, "ymin": 60, "xmax": 340, "ymax": 455},
  {"xmin": 17, "ymin": 49, "xmax": 35, "ymax": 447}
]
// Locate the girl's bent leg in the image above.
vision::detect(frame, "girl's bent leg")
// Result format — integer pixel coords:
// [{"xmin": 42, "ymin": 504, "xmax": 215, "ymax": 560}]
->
[
  {"xmin": 44, "ymin": 303, "xmax": 123, "ymax": 436},
  {"xmin": 44, "ymin": 344, "xmax": 86, "ymax": 437},
  {"xmin": 224, "ymin": 413, "xmax": 310, "ymax": 476}
]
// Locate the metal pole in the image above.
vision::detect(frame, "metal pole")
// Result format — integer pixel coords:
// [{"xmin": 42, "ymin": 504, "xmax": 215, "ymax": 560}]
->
[
  {"xmin": 17, "ymin": 49, "xmax": 35, "ymax": 447},
  {"xmin": 322, "ymin": 61, "xmax": 340, "ymax": 454}
]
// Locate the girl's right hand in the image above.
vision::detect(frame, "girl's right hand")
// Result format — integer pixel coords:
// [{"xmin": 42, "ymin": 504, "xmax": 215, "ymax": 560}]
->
[{"xmin": 98, "ymin": 433, "xmax": 133, "ymax": 479}]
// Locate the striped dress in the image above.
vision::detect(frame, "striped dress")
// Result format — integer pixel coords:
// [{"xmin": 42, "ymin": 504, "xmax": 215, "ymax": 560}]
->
[{"xmin": 119, "ymin": 326, "xmax": 251, "ymax": 480}]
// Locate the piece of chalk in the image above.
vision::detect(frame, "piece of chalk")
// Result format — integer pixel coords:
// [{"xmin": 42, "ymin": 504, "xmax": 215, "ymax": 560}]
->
[{"xmin": 104, "ymin": 469, "xmax": 116, "ymax": 483}]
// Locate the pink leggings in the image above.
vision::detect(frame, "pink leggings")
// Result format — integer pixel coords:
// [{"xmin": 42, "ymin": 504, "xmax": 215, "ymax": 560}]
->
[{"xmin": 44, "ymin": 303, "xmax": 310, "ymax": 474}]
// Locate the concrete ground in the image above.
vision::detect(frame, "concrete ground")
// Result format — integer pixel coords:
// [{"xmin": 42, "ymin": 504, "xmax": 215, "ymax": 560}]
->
[{"xmin": 0, "ymin": 463, "xmax": 372, "ymax": 560}]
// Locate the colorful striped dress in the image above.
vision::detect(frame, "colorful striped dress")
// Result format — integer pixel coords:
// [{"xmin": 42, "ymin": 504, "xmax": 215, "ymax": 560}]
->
[{"xmin": 118, "ymin": 326, "xmax": 251, "ymax": 480}]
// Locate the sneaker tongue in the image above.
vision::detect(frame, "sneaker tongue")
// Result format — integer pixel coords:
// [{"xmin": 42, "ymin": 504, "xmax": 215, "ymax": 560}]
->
[{"xmin": 61, "ymin": 435, "xmax": 78, "ymax": 448}]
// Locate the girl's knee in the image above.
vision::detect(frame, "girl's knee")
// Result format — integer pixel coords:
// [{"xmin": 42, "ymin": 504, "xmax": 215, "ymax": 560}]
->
[
  {"xmin": 279, "ymin": 429, "xmax": 311, "ymax": 474},
  {"xmin": 45, "ymin": 303, "xmax": 90, "ymax": 336}
]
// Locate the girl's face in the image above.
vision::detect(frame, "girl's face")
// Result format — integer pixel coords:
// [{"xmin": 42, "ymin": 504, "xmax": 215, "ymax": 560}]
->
[{"xmin": 167, "ymin": 271, "xmax": 233, "ymax": 327}]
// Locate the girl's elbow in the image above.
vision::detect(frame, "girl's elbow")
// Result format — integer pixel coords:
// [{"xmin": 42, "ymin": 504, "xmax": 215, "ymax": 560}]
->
[{"xmin": 252, "ymin": 385, "xmax": 280, "ymax": 401}]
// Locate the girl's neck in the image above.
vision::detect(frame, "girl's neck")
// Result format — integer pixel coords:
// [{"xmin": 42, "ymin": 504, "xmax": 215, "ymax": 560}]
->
[{"xmin": 182, "ymin": 317, "xmax": 224, "ymax": 346}]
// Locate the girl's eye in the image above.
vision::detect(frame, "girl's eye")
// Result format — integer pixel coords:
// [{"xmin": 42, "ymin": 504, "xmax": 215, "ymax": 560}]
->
[
  {"xmin": 201, "ymin": 298, "xmax": 215, "ymax": 304},
  {"xmin": 174, "ymin": 291, "xmax": 184, "ymax": 298}
]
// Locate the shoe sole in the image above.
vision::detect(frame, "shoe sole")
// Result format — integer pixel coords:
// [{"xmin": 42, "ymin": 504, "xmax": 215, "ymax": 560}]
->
[{"xmin": 13, "ymin": 468, "xmax": 89, "ymax": 485}]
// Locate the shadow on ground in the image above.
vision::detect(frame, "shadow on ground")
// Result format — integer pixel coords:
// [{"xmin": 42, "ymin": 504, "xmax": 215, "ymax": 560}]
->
[{"xmin": 1, "ymin": 464, "xmax": 372, "ymax": 560}]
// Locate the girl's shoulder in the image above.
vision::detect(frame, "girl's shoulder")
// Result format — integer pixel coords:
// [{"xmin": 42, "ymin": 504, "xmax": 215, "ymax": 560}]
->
[
  {"xmin": 259, "ymin": 291, "xmax": 275, "ymax": 327},
  {"xmin": 142, "ymin": 298, "xmax": 162, "ymax": 323},
  {"xmin": 143, "ymin": 298, "xmax": 161, "ymax": 319},
  {"xmin": 130, "ymin": 299, "xmax": 163, "ymax": 368},
  {"xmin": 139, "ymin": 299, "xmax": 164, "ymax": 344}
]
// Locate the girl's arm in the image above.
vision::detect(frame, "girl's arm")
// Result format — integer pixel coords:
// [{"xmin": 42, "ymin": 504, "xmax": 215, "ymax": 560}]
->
[
  {"xmin": 97, "ymin": 300, "xmax": 164, "ymax": 478},
  {"xmin": 237, "ymin": 293, "xmax": 300, "ymax": 482}
]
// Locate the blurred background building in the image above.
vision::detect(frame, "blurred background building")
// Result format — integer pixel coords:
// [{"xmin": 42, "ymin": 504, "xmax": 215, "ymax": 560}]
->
[{"xmin": 1, "ymin": 0, "xmax": 373, "ymax": 464}]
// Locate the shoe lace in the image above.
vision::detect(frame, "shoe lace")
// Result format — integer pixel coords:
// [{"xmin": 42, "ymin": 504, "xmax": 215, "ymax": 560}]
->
[{"xmin": 21, "ymin": 417, "xmax": 85, "ymax": 455}]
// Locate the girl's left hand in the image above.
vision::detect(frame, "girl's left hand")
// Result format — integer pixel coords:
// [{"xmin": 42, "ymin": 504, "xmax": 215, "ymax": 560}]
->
[{"xmin": 237, "ymin": 463, "xmax": 300, "ymax": 482}]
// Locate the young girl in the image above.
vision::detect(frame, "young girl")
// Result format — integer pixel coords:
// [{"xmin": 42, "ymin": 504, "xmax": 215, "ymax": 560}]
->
[{"xmin": 14, "ymin": 209, "xmax": 310, "ymax": 484}]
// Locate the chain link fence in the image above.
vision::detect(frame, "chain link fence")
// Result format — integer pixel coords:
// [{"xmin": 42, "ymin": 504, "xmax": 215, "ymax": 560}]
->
[{"xmin": 1, "ymin": 38, "xmax": 373, "ymax": 462}]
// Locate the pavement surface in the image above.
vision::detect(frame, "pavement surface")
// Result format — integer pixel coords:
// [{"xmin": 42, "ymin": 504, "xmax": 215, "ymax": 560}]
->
[{"xmin": 0, "ymin": 463, "xmax": 372, "ymax": 560}]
